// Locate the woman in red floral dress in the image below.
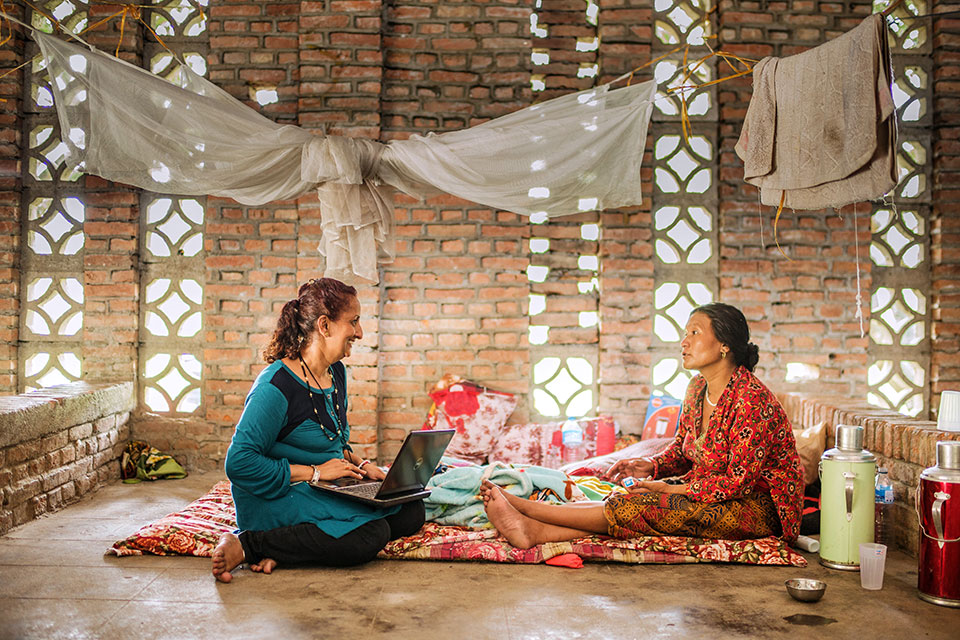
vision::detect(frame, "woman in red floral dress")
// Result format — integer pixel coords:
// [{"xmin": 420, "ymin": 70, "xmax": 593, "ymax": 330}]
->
[{"xmin": 481, "ymin": 303, "xmax": 804, "ymax": 547}]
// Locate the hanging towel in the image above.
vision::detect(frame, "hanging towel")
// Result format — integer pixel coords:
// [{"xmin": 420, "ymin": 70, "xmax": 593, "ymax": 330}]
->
[{"xmin": 735, "ymin": 14, "xmax": 897, "ymax": 210}]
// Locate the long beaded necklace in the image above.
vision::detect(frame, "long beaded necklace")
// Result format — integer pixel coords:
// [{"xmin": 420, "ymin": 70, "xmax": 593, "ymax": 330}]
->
[{"xmin": 298, "ymin": 354, "xmax": 345, "ymax": 446}]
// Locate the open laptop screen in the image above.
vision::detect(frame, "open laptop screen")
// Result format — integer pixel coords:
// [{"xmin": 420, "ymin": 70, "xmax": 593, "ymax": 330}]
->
[{"xmin": 379, "ymin": 430, "xmax": 454, "ymax": 496}]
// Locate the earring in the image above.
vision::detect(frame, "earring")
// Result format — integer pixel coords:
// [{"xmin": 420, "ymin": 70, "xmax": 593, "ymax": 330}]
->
[{"xmin": 721, "ymin": 350, "xmax": 727, "ymax": 359}]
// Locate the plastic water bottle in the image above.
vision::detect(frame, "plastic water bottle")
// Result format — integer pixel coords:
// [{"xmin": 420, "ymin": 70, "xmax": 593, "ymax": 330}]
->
[
  {"xmin": 561, "ymin": 417, "xmax": 585, "ymax": 464},
  {"xmin": 874, "ymin": 467, "xmax": 894, "ymax": 545},
  {"xmin": 544, "ymin": 429, "xmax": 563, "ymax": 469}
]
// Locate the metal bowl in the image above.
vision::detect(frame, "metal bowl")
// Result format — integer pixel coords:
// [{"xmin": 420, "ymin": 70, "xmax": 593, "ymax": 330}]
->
[{"xmin": 785, "ymin": 578, "xmax": 827, "ymax": 602}]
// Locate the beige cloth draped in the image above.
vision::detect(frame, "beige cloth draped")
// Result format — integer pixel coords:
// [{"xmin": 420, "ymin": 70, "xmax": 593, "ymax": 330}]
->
[{"xmin": 735, "ymin": 14, "xmax": 897, "ymax": 210}]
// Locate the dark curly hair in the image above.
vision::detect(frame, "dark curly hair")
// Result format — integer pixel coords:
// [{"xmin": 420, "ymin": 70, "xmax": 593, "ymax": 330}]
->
[
  {"xmin": 263, "ymin": 278, "xmax": 358, "ymax": 363},
  {"xmin": 691, "ymin": 302, "xmax": 760, "ymax": 372}
]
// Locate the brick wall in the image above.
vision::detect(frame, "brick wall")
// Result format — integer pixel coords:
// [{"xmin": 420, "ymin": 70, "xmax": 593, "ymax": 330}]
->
[
  {"xmin": 596, "ymin": 2, "xmax": 654, "ymax": 432},
  {"xmin": 1, "ymin": 1, "xmax": 955, "ymax": 471},
  {"xmin": 0, "ymin": 1, "xmax": 24, "ymax": 394},
  {"xmin": 298, "ymin": 0, "xmax": 384, "ymax": 459},
  {"xmin": 932, "ymin": 5, "xmax": 960, "ymax": 411},
  {"xmin": 719, "ymin": 1, "xmax": 874, "ymax": 395},
  {"xmin": 0, "ymin": 382, "xmax": 134, "ymax": 536},
  {"xmin": 76, "ymin": 6, "xmax": 143, "ymax": 389}
]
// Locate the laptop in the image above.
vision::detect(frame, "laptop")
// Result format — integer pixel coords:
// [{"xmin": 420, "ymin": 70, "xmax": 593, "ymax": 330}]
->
[{"xmin": 309, "ymin": 429, "xmax": 455, "ymax": 507}]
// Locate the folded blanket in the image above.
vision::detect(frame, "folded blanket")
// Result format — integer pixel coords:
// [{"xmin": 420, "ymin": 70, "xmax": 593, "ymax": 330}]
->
[
  {"xmin": 425, "ymin": 463, "xmax": 584, "ymax": 528},
  {"xmin": 735, "ymin": 13, "xmax": 896, "ymax": 210}
]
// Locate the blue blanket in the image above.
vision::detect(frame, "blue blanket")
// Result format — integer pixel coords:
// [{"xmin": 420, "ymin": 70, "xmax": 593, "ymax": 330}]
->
[{"xmin": 425, "ymin": 461, "xmax": 576, "ymax": 528}]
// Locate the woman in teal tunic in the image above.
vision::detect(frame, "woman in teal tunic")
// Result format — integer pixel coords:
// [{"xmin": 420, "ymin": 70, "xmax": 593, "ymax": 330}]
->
[{"xmin": 212, "ymin": 278, "xmax": 424, "ymax": 582}]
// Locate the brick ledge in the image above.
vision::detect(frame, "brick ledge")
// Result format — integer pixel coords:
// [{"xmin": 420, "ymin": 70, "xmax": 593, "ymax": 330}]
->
[
  {"xmin": 0, "ymin": 382, "xmax": 135, "ymax": 449},
  {"xmin": 779, "ymin": 392, "xmax": 959, "ymax": 468}
]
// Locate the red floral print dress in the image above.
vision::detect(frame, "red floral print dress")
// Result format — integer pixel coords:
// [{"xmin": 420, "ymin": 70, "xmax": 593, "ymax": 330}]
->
[{"xmin": 646, "ymin": 366, "xmax": 804, "ymax": 541}]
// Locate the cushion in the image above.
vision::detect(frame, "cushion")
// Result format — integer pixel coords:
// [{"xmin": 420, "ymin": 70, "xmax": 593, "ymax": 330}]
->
[
  {"xmin": 641, "ymin": 395, "xmax": 682, "ymax": 440},
  {"xmin": 109, "ymin": 480, "xmax": 236, "ymax": 556},
  {"xmin": 421, "ymin": 374, "xmax": 517, "ymax": 465},
  {"xmin": 488, "ymin": 420, "xmax": 558, "ymax": 466},
  {"xmin": 559, "ymin": 437, "xmax": 675, "ymax": 476},
  {"xmin": 489, "ymin": 415, "xmax": 619, "ymax": 466},
  {"xmin": 794, "ymin": 421, "xmax": 827, "ymax": 486}
]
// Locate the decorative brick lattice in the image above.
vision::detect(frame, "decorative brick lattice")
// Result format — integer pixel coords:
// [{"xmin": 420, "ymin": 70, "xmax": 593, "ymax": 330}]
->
[
  {"xmin": 650, "ymin": 1, "xmax": 718, "ymax": 400},
  {"xmin": 137, "ymin": 2, "xmax": 209, "ymax": 416},
  {"xmin": 18, "ymin": 1, "xmax": 89, "ymax": 392},
  {"xmin": 868, "ymin": 2, "xmax": 932, "ymax": 418},
  {"xmin": 526, "ymin": 1, "xmax": 600, "ymax": 420}
]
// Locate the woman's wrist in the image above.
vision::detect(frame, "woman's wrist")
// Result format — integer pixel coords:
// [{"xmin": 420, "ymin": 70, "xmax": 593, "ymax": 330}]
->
[{"xmin": 358, "ymin": 459, "xmax": 371, "ymax": 470}]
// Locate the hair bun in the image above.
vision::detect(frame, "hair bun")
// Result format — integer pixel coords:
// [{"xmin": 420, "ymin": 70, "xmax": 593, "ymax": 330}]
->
[{"xmin": 745, "ymin": 342, "xmax": 760, "ymax": 371}]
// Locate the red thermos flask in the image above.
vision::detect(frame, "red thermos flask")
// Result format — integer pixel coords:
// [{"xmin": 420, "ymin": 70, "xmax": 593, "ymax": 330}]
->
[{"xmin": 917, "ymin": 441, "xmax": 960, "ymax": 607}]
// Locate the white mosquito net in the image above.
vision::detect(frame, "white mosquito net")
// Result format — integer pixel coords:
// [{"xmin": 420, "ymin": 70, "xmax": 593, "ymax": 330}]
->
[{"xmin": 35, "ymin": 30, "xmax": 656, "ymax": 284}]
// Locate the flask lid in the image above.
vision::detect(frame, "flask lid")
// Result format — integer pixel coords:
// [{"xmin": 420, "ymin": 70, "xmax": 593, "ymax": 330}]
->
[
  {"xmin": 835, "ymin": 424, "xmax": 864, "ymax": 452},
  {"xmin": 937, "ymin": 441, "xmax": 960, "ymax": 471}
]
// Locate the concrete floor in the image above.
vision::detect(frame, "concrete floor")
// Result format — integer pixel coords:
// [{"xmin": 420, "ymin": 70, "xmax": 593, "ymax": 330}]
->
[{"xmin": 1, "ymin": 472, "xmax": 958, "ymax": 640}]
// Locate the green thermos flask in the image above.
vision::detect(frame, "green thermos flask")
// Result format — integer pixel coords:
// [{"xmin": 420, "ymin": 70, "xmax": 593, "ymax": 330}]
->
[{"xmin": 819, "ymin": 424, "xmax": 877, "ymax": 570}]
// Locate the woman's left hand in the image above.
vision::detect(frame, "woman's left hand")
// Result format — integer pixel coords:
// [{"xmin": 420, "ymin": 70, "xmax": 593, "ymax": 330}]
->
[
  {"xmin": 361, "ymin": 463, "xmax": 386, "ymax": 481},
  {"xmin": 625, "ymin": 480, "xmax": 687, "ymax": 495},
  {"xmin": 344, "ymin": 450, "xmax": 384, "ymax": 480}
]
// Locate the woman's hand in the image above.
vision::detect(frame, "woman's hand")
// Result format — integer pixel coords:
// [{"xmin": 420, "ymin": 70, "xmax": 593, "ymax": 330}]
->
[
  {"xmin": 313, "ymin": 458, "xmax": 364, "ymax": 481},
  {"xmin": 361, "ymin": 462, "xmax": 386, "ymax": 481},
  {"xmin": 343, "ymin": 449, "xmax": 385, "ymax": 481},
  {"xmin": 625, "ymin": 480, "xmax": 687, "ymax": 495},
  {"xmin": 603, "ymin": 457, "xmax": 655, "ymax": 483}
]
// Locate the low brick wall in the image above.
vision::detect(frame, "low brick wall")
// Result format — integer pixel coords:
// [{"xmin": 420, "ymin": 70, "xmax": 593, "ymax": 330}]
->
[
  {"xmin": 0, "ymin": 382, "xmax": 134, "ymax": 536},
  {"xmin": 780, "ymin": 392, "xmax": 960, "ymax": 556}
]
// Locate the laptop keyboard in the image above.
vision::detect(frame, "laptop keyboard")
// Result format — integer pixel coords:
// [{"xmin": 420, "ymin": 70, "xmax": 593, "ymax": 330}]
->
[{"xmin": 338, "ymin": 482, "xmax": 383, "ymax": 498}]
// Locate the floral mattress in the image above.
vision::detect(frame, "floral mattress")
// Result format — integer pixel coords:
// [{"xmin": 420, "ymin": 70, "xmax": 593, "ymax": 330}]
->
[{"xmin": 108, "ymin": 480, "xmax": 806, "ymax": 567}]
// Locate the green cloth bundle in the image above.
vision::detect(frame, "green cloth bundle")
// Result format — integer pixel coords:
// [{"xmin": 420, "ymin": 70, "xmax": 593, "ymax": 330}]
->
[{"xmin": 121, "ymin": 441, "xmax": 187, "ymax": 483}]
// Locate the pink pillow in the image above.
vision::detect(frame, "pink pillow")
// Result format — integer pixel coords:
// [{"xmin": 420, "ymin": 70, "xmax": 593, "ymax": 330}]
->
[
  {"xmin": 558, "ymin": 436, "xmax": 674, "ymax": 476},
  {"xmin": 489, "ymin": 416, "xmax": 619, "ymax": 466},
  {"xmin": 489, "ymin": 421, "xmax": 560, "ymax": 466},
  {"xmin": 422, "ymin": 377, "xmax": 517, "ymax": 465}
]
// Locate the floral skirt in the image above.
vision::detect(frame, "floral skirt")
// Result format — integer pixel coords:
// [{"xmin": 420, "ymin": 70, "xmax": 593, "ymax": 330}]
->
[{"xmin": 603, "ymin": 490, "xmax": 780, "ymax": 540}]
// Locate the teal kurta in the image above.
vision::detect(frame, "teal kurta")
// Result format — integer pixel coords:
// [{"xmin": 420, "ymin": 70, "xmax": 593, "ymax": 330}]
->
[{"xmin": 225, "ymin": 360, "xmax": 399, "ymax": 538}]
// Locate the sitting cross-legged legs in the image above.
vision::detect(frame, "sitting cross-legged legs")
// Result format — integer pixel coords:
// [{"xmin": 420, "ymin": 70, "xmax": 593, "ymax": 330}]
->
[{"xmin": 213, "ymin": 500, "xmax": 425, "ymax": 582}]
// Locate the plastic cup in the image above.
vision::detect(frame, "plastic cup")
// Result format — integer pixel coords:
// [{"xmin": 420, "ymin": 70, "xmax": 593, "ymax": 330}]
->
[{"xmin": 859, "ymin": 543, "xmax": 887, "ymax": 590}]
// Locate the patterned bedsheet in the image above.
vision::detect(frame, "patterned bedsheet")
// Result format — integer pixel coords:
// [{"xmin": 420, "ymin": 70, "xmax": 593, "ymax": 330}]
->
[{"xmin": 108, "ymin": 480, "xmax": 806, "ymax": 567}]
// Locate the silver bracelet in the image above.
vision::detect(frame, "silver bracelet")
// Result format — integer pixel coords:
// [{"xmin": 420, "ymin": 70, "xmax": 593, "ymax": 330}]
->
[{"xmin": 310, "ymin": 464, "xmax": 321, "ymax": 484}]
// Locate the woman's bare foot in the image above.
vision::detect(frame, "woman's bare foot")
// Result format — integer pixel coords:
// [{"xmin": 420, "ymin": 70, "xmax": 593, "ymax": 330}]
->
[
  {"xmin": 212, "ymin": 533, "xmax": 245, "ymax": 583},
  {"xmin": 484, "ymin": 484, "xmax": 538, "ymax": 549},
  {"xmin": 480, "ymin": 480, "xmax": 533, "ymax": 514},
  {"xmin": 250, "ymin": 558, "xmax": 277, "ymax": 574}
]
